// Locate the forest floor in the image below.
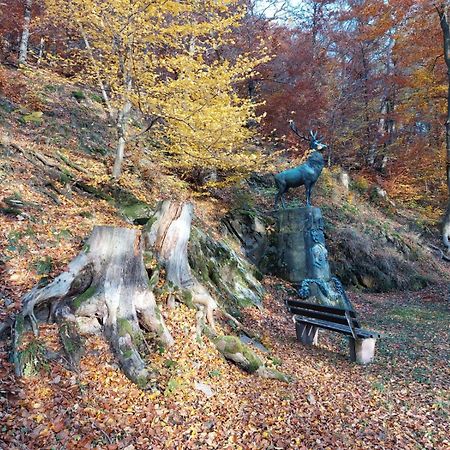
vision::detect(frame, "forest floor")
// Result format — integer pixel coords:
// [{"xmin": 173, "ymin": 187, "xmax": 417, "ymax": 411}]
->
[
  {"xmin": 0, "ymin": 280, "xmax": 449, "ymax": 449},
  {"xmin": 0, "ymin": 66, "xmax": 449, "ymax": 449}
]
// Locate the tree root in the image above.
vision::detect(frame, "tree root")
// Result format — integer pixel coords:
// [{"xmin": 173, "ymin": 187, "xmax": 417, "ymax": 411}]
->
[{"xmin": 209, "ymin": 333, "xmax": 290, "ymax": 382}]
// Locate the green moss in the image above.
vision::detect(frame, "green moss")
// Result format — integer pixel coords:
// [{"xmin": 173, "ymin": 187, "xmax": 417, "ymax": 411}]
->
[
  {"xmin": 241, "ymin": 346, "xmax": 263, "ymax": 373},
  {"xmin": 117, "ymin": 318, "xmax": 134, "ymax": 337},
  {"xmin": 1, "ymin": 207, "xmax": 22, "ymax": 216},
  {"xmin": 136, "ymin": 375, "xmax": 148, "ymax": 389},
  {"xmin": 89, "ymin": 92, "xmax": 103, "ymax": 103},
  {"xmin": 33, "ymin": 256, "xmax": 53, "ymax": 275},
  {"xmin": 268, "ymin": 356, "xmax": 282, "ymax": 366},
  {"xmin": 71, "ymin": 90, "xmax": 85, "ymax": 101},
  {"xmin": 180, "ymin": 289, "xmax": 194, "ymax": 309},
  {"xmin": 143, "ymin": 214, "xmax": 157, "ymax": 231},
  {"xmin": 117, "ymin": 318, "xmax": 144, "ymax": 348},
  {"xmin": 119, "ymin": 202, "xmax": 152, "ymax": 223},
  {"xmin": 165, "ymin": 377, "xmax": 179, "ymax": 395},
  {"xmin": 44, "ymin": 84, "xmax": 58, "ymax": 93},
  {"xmin": 208, "ymin": 369, "xmax": 221, "ymax": 378},
  {"xmin": 59, "ymin": 171, "xmax": 71, "ymax": 184},
  {"xmin": 14, "ymin": 313, "xmax": 25, "ymax": 347},
  {"xmin": 73, "ymin": 285, "xmax": 97, "ymax": 309},
  {"xmin": 154, "ymin": 306, "xmax": 162, "ymax": 321},
  {"xmin": 59, "ymin": 322, "xmax": 84, "ymax": 361},
  {"xmin": 19, "ymin": 339, "xmax": 49, "ymax": 377},
  {"xmin": 220, "ymin": 335, "xmax": 242, "ymax": 354},
  {"xmin": 214, "ymin": 335, "xmax": 263, "ymax": 374},
  {"xmin": 121, "ymin": 345, "xmax": 133, "ymax": 359},
  {"xmin": 148, "ymin": 268, "xmax": 160, "ymax": 289},
  {"xmin": 19, "ymin": 111, "xmax": 43, "ymax": 125}
]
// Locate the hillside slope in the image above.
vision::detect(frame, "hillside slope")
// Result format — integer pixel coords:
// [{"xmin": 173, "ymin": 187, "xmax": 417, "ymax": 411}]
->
[{"xmin": 0, "ymin": 66, "xmax": 449, "ymax": 449}]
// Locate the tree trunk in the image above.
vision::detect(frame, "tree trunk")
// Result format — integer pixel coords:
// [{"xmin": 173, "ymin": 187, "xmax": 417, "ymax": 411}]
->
[
  {"xmin": 18, "ymin": 0, "xmax": 32, "ymax": 65},
  {"xmin": 12, "ymin": 226, "xmax": 173, "ymax": 386},
  {"xmin": 438, "ymin": 4, "xmax": 450, "ymax": 250},
  {"xmin": 112, "ymin": 86, "xmax": 132, "ymax": 179},
  {"xmin": 80, "ymin": 29, "xmax": 114, "ymax": 120},
  {"xmin": 36, "ymin": 37, "xmax": 44, "ymax": 67},
  {"xmin": 112, "ymin": 40, "xmax": 133, "ymax": 180}
]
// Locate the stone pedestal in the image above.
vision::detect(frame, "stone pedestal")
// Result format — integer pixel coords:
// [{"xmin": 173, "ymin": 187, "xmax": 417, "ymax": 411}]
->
[
  {"xmin": 349, "ymin": 337, "xmax": 376, "ymax": 364},
  {"xmin": 275, "ymin": 207, "xmax": 309, "ymax": 283},
  {"xmin": 295, "ymin": 322, "xmax": 319, "ymax": 345},
  {"xmin": 275, "ymin": 206, "xmax": 349, "ymax": 308},
  {"xmin": 275, "ymin": 206, "xmax": 330, "ymax": 282}
]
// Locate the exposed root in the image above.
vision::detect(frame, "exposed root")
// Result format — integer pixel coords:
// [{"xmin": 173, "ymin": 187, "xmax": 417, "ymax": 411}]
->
[{"xmin": 211, "ymin": 334, "xmax": 291, "ymax": 382}]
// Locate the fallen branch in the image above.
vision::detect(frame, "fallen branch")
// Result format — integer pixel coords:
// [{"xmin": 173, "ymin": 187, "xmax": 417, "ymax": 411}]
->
[{"xmin": 429, "ymin": 244, "xmax": 450, "ymax": 262}]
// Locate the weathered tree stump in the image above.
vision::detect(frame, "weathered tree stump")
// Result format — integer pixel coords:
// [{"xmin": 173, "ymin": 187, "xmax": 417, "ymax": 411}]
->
[
  {"xmin": 7, "ymin": 202, "xmax": 290, "ymax": 385},
  {"xmin": 144, "ymin": 201, "xmax": 217, "ymax": 332},
  {"xmin": 12, "ymin": 226, "xmax": 172, "ymax": 386}
]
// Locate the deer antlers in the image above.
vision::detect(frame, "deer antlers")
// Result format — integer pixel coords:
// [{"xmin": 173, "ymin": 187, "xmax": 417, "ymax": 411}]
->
[{"xmin": 288, "ymin": 120, "xmax": 324, "ymax": 145}]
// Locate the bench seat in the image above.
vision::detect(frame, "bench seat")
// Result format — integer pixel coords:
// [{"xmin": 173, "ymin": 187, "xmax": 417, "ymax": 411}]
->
[{"xmin": 294, "ymin": 315, "xmax": 379, "ymax": 339}]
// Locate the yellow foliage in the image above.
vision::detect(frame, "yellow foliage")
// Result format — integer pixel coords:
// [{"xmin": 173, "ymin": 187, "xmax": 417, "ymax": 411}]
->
[{"xmin": 44, "ymin": 0, "xmax": 267, "ymax": 186}]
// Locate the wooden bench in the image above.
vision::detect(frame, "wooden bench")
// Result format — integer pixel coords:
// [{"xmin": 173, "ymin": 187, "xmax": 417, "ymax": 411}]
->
[{"xmin": 285, "ymin": 298, "xmax": 380, "ymax": 364}]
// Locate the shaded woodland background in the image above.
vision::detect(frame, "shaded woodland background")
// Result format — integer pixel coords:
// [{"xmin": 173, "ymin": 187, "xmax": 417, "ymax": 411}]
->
[{"xmin": 1, "ymin": 0, "xmax": 449, "ymax": 212}]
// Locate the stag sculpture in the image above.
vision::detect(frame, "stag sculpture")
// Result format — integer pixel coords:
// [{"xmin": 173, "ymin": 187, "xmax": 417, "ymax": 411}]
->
[{"xmin": 274, "ymin": 121, "xmax": 327, "ymax": 208}]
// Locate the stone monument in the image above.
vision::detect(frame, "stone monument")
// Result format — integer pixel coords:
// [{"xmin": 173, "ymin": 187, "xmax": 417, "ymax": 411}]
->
[
  {"xmin": 272, "ymin": 123, "xmax": 377, "ymax": 364},
  {"xmin": 275, "ymin": 206, "xmax": 351, "ymax": 310}
]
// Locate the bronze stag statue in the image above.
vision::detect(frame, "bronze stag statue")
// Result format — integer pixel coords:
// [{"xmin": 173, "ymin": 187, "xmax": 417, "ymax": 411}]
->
[{"xmin": 274, "ymin": 121, "xmax": 327, "ymax": 208}]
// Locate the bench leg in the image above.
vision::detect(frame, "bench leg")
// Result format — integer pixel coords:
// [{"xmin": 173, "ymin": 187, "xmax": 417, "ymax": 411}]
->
[
  {"xmin": 295, "ymin": 322, "xmax": 318, "ymax": 345},
  {"xmin": 349, "ymin": 337, "xmax": 376, "ymax": 364}
]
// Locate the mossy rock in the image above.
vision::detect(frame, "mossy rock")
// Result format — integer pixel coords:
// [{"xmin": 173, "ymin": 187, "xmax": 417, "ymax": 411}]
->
[
  {"xmin": 19, "ymin": 111, "xmax": 43, "ymax": 125},
  {"xmin": 188, "ymin": 226, "xmax": 264, "ymax": 312},
  {"xmin": 119, "ymin": 202, "xmax": 153, "ymax": 224}
]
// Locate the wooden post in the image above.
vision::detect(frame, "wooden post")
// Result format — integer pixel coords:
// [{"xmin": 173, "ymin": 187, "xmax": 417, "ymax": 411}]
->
[{"xmin": 295, "ymin": 321, "xmax": 319, "ymax": 345}]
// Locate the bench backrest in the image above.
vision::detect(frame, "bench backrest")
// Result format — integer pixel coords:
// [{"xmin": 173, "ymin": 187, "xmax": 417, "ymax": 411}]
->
[{"xmin": 285, "ymin": 298, "xmax": 361, "ymax": 329}]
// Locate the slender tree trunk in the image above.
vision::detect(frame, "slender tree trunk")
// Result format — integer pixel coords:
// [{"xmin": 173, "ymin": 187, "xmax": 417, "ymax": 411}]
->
[
  {"xmin": 112, "ymin": 43, "xmax": 133, "ymax": 180},
  {"xmin": 36, "ymin": 37, "xmax": 44, "ymax": 67},
  {"xmin": 437, "ymin": 4, "xmax": 450, "ymax": 250},
  {"xmin": 80, "ymin": 29, "xmax": 114, "ymax": 120},
  {"xmin": 112, "ymin": 97, "xmax": 131, "ymax": 179},
  {"xmin": 18, "ymin": 0, "xmax": 32, "ymax": 65}
]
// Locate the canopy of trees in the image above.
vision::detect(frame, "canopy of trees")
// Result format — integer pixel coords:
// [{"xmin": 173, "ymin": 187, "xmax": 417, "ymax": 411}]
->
[{"xmin": 1, "ymin": 0, "xmax": 449, "ymax": 204}]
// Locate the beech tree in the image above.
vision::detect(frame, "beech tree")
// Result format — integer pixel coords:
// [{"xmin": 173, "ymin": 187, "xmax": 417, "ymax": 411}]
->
[
  {"xmin": 44, "ymin": 0, "xmax": 266, "ymax": 183},
  {"xmin": 18, "ymin": 0, "xmax": 33, "ymax": 65},
  {"xmin": 436, "ymin": 2, "xmax": 450, "ymax": 250}
]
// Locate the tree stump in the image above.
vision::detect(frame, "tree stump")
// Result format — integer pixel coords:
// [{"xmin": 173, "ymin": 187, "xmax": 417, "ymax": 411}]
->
[
  {"xmin": 13, "ymin": 226, "xmax": 172, "ymax": 386},
  {"xmin": 8, "ymin": 202, "xmax": 290, "ymax": 385},
  {"xmin": 144, "ymin": 201, "xmax": 217, "ymax": 331}
]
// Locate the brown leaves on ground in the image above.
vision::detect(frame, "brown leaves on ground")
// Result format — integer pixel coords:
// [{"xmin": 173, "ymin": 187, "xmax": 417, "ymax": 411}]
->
[{"xmin": 1, "ymin": 281, "xmax": 449, "ymax": 449}]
